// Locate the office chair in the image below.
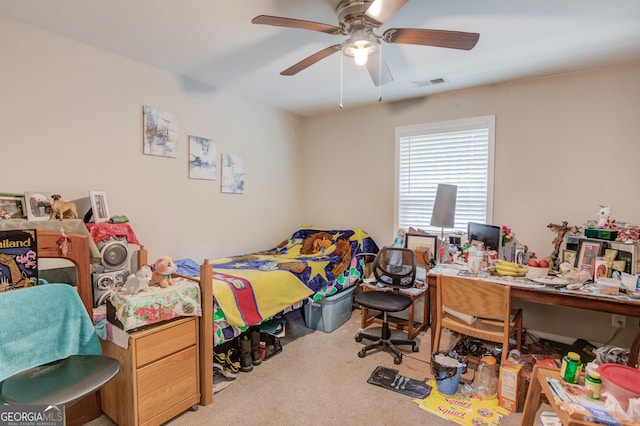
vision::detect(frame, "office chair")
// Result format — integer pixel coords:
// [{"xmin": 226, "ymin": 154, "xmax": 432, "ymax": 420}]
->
[
  {"xmin": 0, "ymin": 284, "xmax": 120, "ymax": 406},
  {"xmin": 355, "ymin": 247, "xmax": 419, "ymax": 364},
  {"xmin": 432, "ymin": 274, "xmax": 522, "ymax": 365}
]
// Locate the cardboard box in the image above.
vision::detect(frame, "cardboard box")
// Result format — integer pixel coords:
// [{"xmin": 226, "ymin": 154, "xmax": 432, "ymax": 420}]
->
[{"xmin": 499, "ymin": 361, "xmax": 525, "ymax": 412}]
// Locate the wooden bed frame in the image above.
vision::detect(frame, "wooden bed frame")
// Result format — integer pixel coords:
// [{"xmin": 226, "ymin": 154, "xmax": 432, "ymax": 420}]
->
[{"xmin": 137, "ymin": 247, "xmax": 213, "ymax": 406}]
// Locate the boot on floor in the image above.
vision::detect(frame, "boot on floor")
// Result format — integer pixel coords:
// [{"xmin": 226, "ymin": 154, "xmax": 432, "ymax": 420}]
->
[
  {"xmin": 239, "ymin": 334, "xmax": 253, "ymax": 372},
  {"xmin": 251, "ymin": 327, "xmax": 262, "ymax": 366}
]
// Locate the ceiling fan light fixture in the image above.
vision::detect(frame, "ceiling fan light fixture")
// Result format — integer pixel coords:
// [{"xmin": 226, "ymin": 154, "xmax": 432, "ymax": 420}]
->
[{"xmin": 343, "ymin": 29, "xmax": 379, "ymax": 66}]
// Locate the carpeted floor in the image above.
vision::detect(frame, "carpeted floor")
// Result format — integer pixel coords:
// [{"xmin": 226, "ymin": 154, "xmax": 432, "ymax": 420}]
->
[{"xmin": 88, "ymin": 308, "xmax": 543, "ymax": 425}]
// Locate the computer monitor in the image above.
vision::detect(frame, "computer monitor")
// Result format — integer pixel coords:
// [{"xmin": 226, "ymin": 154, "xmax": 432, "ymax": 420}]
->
[{"xmin": 467, "ymin": 222, "xmax": 502, "ymax": 251}]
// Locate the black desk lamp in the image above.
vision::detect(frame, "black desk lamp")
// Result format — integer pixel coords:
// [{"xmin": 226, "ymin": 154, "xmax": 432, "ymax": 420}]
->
[{"xmin": 430, "ymin": 184, "xmax": 457, "ymax": 262}]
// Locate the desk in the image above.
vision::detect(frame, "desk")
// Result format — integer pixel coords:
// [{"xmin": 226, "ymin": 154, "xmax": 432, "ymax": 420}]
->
[
  {"xmin": 427, "ymin": 270, "xmax": 640, "ymax": 367},
  {"xmin": 521, "ymin": 365, "xmax": 594, "ymax": 426},
  {"xmin": 360, "ymin": 284, "xmax": 429, "ymax": 339}
]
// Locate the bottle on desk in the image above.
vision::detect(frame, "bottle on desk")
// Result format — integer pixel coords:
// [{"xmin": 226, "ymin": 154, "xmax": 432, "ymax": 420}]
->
[{"xmin": 560, "ymin": 351, "xmax": 582, "ymax": 384}]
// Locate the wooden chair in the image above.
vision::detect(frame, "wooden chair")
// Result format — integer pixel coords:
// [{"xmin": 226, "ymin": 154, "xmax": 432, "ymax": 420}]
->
[{"xmin": 432, "ymin": 275, "xmax": 522, "ymax": 365}]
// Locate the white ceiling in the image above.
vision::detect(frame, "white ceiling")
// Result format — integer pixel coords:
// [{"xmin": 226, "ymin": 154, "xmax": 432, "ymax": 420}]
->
[{"xmin": 2, "ymin": 0, "xmax": 640, "ymax": 116}]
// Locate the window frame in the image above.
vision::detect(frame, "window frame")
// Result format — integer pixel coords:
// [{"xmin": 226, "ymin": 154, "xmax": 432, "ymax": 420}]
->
[{"xmin": 394, "ymin": 115, "xmax": 496, "ymax": 233}]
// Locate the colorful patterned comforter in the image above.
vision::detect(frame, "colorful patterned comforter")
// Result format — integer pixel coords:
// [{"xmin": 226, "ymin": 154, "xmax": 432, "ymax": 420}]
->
[{"xmin": 205, "ymin": 226, "xmax": 379, "ymax": 345}]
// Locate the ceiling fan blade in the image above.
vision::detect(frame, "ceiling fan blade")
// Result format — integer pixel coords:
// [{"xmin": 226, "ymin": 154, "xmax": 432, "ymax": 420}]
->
[
  {"xmin": 252, "ymin": 15, "xmax": 344, "ymax": 35},
  {"xmin": 366, "ymin": 51, "xmax": 393, "ymax": 86},
  {"xmin": 281, "ymin": 44, "xmax": 342, "ymax": 76},
  {"xmin": 383, "ymin": 28, "xmax": 480, "ymax": 50},
  {"xmin": 364, "ymin": 0, "xmax": 409, "ymax": 26}
]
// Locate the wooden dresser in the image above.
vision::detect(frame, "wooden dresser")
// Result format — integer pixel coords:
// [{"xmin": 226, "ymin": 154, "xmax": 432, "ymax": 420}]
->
[{"xmin": 99, "ymin": 316, "xmax": 200, "ymax": 426}]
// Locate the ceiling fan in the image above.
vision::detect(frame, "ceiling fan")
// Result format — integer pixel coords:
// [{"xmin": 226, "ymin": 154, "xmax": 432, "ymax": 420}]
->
[{"xmin": 252, "ymin": 0, "xmax": 480, "ymax": 86}]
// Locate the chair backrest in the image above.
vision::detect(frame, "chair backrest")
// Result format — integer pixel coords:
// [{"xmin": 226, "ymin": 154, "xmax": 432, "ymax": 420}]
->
[
  {"xmin": 437, "ymin": 275, "xmax": 511, "ymax": 322},
  {"xmin": 372, "ymin": 247, "xmax": 417, "ymax": 290}
]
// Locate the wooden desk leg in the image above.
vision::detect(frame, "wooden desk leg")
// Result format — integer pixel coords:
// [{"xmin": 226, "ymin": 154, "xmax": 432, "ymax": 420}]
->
[
  {"xmin": 429, "ymin": 284, "xmax": 437, "ymax": 350},
  {"xmin": 407, "ymin": 297, "xmax": 415, "ymax": 339},
  {"xmin": 521, "ymin": 365, "xmax": 543, "ymax": 426},
  {"xmin": 361, "ymin": 304, "xmax": 368, "ymax": 329},
  {"xmin": 629, "ymin": 320, "xmax": 640, "ymax": 368}
]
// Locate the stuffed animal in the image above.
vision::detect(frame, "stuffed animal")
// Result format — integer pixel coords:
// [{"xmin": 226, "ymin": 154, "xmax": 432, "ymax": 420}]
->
[
  {"xmin": 122, "ymin": 265, "xmax": 152, "ymax": 294},
  {"xmin": 597, "ymin": 205, "xmax": 610, "ymax": 228},
  {"xmin": 597, "ymin": 205, "xmax": 617, "ymax": 229},
  {"xmin": 150, "ymin": 256, "xmax": 177, "ymax": 288}
]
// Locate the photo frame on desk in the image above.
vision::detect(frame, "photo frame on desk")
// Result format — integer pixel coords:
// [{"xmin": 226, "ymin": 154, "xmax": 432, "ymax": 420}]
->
[
  {"xmin": 89, "ymin": 191, "xmax": 110, "ymax": 223},
  {"xmin": 24, "ymin": 191, "xmax": 53, "ymax": 221},
  {"xmin": 405, "ymin": 232, "xmax": 438, "ymax": 267},
  {"xmin": 0, "ymin": 193, "xmax": 27, "ymax": 219},
  {"xmin": 575, "ymin": 239, "xmax": 604, "ymax": 279},
  {"xmin": 562, "ymin": 249, "xmax": 576, "ymax": 266}
]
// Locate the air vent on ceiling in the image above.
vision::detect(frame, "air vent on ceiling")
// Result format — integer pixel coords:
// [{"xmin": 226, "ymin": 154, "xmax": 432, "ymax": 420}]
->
[{"xmin": 413, "ymin": 77, "xmax": 447, "ymax": 87}]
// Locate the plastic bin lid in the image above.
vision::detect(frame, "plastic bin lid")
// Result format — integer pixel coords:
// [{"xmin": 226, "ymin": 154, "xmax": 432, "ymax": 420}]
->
[{"xmin": 598, "ymin": 363, "xmax": 640, "ymax": 394}]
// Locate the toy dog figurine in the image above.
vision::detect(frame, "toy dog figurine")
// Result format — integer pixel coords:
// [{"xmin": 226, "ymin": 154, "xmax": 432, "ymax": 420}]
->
[{"xmin": 50, "ymin": 194, "xmax": 78, "ymax": 220}]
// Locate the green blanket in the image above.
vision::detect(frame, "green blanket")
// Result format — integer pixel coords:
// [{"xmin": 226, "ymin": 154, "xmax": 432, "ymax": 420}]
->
[{"xmin": 0, "ymin": 284, "xmax": 102, "ymax": 382}]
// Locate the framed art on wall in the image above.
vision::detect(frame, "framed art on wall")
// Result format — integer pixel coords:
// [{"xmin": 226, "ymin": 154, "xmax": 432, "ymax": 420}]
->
[
  {"xmin": 221, "ymin": 153, "xmax": 245, "ymax": 194},
  {"xmin": 404, "ymin": 232, "xmax": 438, "ymax": 267},
  {"xmin": 89, "ymin": 191, "xmax": 110, "ymax": 223},
  {"xmin": 0, "ymin": 194, "xmax": 27, "ymax": 219},
  {"xmin": 24, "ymin": 192, "xmax": 53, "ymax": 221},
  {"xmin": 143, "ymin": 105, "xmax": 178, "ymax": 158},
  {"xmin": 188, "ymin": 135, "xmax": 217, "ymax": 180}
]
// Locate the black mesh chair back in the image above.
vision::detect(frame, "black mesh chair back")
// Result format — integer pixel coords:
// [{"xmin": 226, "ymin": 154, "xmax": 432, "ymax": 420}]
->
[{"xmin": 373, "ymin": 247, "xmax": 417, "ymax": 290}]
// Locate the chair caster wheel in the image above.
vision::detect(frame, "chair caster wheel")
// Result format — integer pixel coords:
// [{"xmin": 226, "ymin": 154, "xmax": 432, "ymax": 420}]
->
[
  {"xmin": 355, "ymin": 335, "xmax": 363, "ymax": 342},
  {"xmin": 358, "ymin": 348, "xmax": 366, "ymax": 358},
  {"xmin": 412, "ymin": 345, "xmax": 419, "ymax": 352},
  {"xmin": 190, "ymin": 405, "xmax": 199, "ymax": 412},
  {"xmin": 394, "ymin": 355, "xmax": 402, "ymax": 365}
]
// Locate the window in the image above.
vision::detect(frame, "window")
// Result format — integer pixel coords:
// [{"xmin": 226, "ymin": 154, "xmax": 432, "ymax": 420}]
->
[{"xmin": 395, "ymin": 115, "xmax": 495, "ymax": 233}]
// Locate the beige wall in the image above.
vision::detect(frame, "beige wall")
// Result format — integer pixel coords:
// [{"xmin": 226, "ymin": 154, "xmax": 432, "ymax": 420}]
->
[
  {"xmin": 300, "ymin": 61, "xmax": 640, "ymax": 347},
  {"xmin": 1, "ymin": 17, "xmax": 304, "ymax": 262}
]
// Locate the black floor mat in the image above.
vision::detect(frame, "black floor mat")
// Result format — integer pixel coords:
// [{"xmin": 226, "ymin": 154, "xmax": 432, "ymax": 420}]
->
[{"xmin": 367, "ymin": 366, "xmax": 432, "ymax": 399}]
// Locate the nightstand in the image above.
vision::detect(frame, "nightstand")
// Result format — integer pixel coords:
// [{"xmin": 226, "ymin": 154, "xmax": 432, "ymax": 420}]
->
[{"xmin": 99, "ymin": 316, "xmax": 200, "ymax": 426}]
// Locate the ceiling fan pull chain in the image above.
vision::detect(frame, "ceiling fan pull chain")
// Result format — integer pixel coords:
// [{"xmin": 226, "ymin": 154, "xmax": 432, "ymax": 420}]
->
[
  {"xmin": 378, "ymin": 43, "xmax": 383, "ymax": 103},
  {"xmin": 339, "ymin": 52, "xmax": 344, "ymax": 109}
]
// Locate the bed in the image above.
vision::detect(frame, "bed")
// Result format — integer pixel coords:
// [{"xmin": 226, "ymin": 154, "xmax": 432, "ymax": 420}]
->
[
  {"xmin": 180, "ymin": 226, "xmax": 379, "ymax": 346},
  {"xmin": 130, "ymin": 226, "xmax": 377, "ymax": 404}
]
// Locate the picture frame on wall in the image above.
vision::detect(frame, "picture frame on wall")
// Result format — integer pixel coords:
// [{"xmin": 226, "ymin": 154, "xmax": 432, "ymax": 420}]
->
[
  {"xmin": 575, "ymin": 238, "xmax": 604, "ymax": 279},
  {"xmin": 188, "ymin": 135, "xmax": 217, "ymax": 180},
  {"xmin": 89, "ymin": 191, "xmax": 110, "ymax": 223},
  {"xmin": 24, "ymin": 191, "xmax": 54, "ymax": 221},
  {"xmin": 404, "ymin": 232, "xmax": 438, "ymax": 267},
  {"xmin": 0, "ymin": 193, "xmax": 27, "ymax": 219}
]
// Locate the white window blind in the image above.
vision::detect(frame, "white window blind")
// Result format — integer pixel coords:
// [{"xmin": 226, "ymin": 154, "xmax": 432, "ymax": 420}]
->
[{"xmin": 395, "ymin": 116, "xmax": 495, "ymax": 233}]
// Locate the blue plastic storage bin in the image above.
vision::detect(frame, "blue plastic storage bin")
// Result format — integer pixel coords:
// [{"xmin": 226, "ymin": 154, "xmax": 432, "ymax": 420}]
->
[{"xmin": 304, "ymin": 285, "xmax": 356, "ymax": 332}]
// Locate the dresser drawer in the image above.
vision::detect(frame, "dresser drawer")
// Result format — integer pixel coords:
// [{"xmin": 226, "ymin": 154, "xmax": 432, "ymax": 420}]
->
[
  {"xmin": 137, "ymin": 346, "xmax": 198, "ymax": 424},
  {"xmin": 135, "ymin": 319, "xmax": 197, "ymax": 367}
]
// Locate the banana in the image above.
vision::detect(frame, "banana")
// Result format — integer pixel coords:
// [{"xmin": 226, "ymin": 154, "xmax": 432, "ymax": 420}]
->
[
  {"xmin": 495, "ymin": 262, "xmax": 523, "ymax": 273},
  {"xmin": 495, "ymin": 269, "xmax": 523, "ymax": 276},
  {"xmin": 496, "ymin": 264, "xmax": 527, "ymax": 275},
  {"xmin": 497, "ymin": 260, "xmax": 520, "ymax": 268}
]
